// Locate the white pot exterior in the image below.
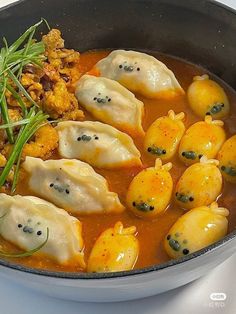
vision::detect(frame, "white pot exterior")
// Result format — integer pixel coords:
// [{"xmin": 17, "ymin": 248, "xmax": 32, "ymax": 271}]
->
[{"xmin": 0, "ymin": 236, "xmax": 235, "ymax": 302}]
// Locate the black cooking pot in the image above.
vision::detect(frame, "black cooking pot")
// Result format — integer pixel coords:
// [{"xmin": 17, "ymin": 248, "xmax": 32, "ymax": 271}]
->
[{"xmin": 0, "ymin": 0, "xmax": 235, "ymax": 302}]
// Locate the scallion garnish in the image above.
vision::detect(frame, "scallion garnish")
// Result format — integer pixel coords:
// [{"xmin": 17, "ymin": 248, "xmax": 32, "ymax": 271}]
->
[
  {"xmin": 0, "ymin": 106, "xmax": 49, "ymax": 191},
  {"xmin": 0, "ymin": 19, "xmax": 51, "ymax": 191},
  {"xmin": 0, "ymin": 227, "xmax": 49, "ymax": 258}
]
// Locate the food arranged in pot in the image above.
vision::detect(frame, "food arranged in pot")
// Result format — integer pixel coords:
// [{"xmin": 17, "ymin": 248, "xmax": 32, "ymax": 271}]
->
[{"xmin": 0, "ymin": 21, "xmax": 235, "ymax": 273}]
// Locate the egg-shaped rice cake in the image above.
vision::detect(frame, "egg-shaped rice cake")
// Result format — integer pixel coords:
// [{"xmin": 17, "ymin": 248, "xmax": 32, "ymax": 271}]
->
[
  {"xmin": 175, "ymin": 156, "xmax": 222, "ymax": 210},
  {"xmin": 87, "ymin": 221, "xmax": 139, "ymax": 272},
  {"xmin": 126, "ymin": 159, "xmax": 173, "ymax": 218},
  {"xmin": 144, "ymin": 110, "xmax": 185, "ymax": 160},
  {"xmin": 179, "ymin": 115, "xmax": 226, "ymax": 166},
  {"xmin": 187, "ymin": 74, "xmax": 230, "ymax": 119},
  {"xmin": 217, "ymin": 134, "xmax": 236, "ymax": 183},
  {"xmin": 164, "ymin": 202, "xmax": 229, "ymax": 258}
]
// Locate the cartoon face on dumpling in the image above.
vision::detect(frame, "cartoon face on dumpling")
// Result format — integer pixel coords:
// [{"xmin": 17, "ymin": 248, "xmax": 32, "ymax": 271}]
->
[
  {"xmin": 179, "ymin": 115, "xmax": 226, "ymax": 165},
  {"xmin": 89, "ymin": 50, "xmax": 184, "ymax": 99},
  {"xmin": 0, "ymin": 194, "xmax": 85, "ymax": 267},
  {"xmin": 23, "ymin": 157, "xmax": 124, "ymax": 215},
  {"xmin": 144, "ymin": 110, "xmax": 185, "ymax": 160},
  {"xmin": 56, "ymin": 121, "xmax": 142, "ymax": 169},
  {"xmin": 75, "ymin": 75, "xmax": 144, "ymax": 137},
  {"xmin": 87, "ymin": 221, "xmax": 139, "ymax": 272},
  {"xmin": 164, "ymin": 202, "xmax": 229, "ymax": 259},
  {"xmin": 217, "ymin": 134, "xmax": 236, "ymax": 183}
]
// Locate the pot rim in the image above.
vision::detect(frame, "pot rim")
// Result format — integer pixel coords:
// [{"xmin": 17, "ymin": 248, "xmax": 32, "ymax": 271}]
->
[{"xmin": 0, "ymin": 0, "xmax": 235, "ymax": 280}]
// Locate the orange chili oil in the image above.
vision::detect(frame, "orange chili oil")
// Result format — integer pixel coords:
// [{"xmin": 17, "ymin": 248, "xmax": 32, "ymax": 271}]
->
[{"xmin": 1, "ymin": 50, "xmax": 236, "ymax": 273}]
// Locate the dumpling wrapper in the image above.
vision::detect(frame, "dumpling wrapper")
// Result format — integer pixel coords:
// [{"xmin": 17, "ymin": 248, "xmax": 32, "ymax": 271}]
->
[
  {"xmin": 0, "ymin": 194, "xmax": 85, "ymax": 267},
  {"xmin": 89, "ymin": 50, "xmax": 184, "ymax": 99},
  {"xmin": 75, "ymin": 75, "xmax": 144, "ymax": 137},
  {"xmin": 56, "ymin": 121, "xmax": 142, "ymax": 169},
  {"xmin": 23, "ymin": 157, "xmax": 124, "ymax": 214}
]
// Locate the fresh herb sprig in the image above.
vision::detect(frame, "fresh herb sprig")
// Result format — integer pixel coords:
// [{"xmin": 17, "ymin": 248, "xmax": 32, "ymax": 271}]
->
[
  {"xmin": 0, "ymin": 20, "xmax": 47, "ymax": 142},
  {"xmin": 0, "ymin": 106, "xmax": 49, "ymax": 191},
  {"xmin": 0, "ymin": 19, "xmax": 50, "ymax": 190},
  {"xmin": 0, "ymin": 227, "xmax": 49, "ymax": 258}
]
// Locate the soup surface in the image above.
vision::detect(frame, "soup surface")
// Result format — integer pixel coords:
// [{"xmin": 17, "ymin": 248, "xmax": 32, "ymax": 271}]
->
[{"xmin": 1, "ymin": 50, "xmax": 236, "ymax": 273}]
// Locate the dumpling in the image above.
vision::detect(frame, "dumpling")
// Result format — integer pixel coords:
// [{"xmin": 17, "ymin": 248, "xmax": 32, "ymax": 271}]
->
[
  {"xmin": 144, "ymin": 110, "xmax": 185, "ymax": 160},
  {"xmin": 126, "ymin": 159, "xmax": 173, "ymax": 218},
  {"xmin": 89, "ymin": 50, "xmax": 184, "ymax": 99},
  {"xmin": 56, "ymin": 121, "xmax": 142, "ymax": 169},
  {"xmin": 22, "ymin": 157, "xmax": 124, "ymax": 214},
  {"xmin": 217, "ymin": 134, "xmax": 236, "ymax": 183},
  {"xmin": 164, "ymin": 202, "xmax": 229, "ymax": 259},
  {"xmin": 187, "ymin": 74, "xmax": 230, "ymax": 119},
  {"xmin": 0, "ymin": 194, "xmax": 85, "ymax": 267},
  {"xmin": 75, "ymin": 75, "xmax": 144, "ymax": 137},
  {"xmin": 87, "ymin": 221, "xmax": 139, "ymax": 272},
  {"xmin": 175, "ymin": 157, "xmax": 222, "ymax": 210},
  {"xmin": 179, "ymin": 115, "xmax": 226, "ymax": 166}
]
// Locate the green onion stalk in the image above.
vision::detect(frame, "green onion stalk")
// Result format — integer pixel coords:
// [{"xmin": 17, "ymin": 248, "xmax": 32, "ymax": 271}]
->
[{"xmin": 0, "ymin": 19, "xmax": 50, "ymax": 190}]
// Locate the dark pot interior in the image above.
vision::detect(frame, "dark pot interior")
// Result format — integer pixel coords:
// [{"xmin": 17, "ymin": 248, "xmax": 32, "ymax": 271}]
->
[{"xmin": 0, "ymin": 0, "xmax": 235, "ymax": 279}]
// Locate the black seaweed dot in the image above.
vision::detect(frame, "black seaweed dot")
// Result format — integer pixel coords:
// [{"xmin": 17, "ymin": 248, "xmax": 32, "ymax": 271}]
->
[
  {"xmin": 37, "ymin": 231, "xmax": 42, "ymax": 236},
  {"xmin": 167, "ymin": 234, "xmax": 171, "ymax": 240},
  {"xmin": 183, "ymin": 248, "xmax": 189, "ymax": 255},
  {"xmin": 18, "ymin": 224, "xmax": 22, "ymax": 228},
  {"xmin": 65, "ymin": 189, "xmax": 70, "ymax": 194}
]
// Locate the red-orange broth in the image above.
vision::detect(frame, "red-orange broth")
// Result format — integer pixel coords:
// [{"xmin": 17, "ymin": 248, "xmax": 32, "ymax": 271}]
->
[{"xmin": 1, "ymin": 50, "xmax": 236, "ymax": 272}]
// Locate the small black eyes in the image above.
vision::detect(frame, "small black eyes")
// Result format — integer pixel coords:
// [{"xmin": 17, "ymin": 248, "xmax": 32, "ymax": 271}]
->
[
  {"xmin": 167, "ymin": 234, "xmax": 171, "ymax": 240},
  {"xmin": 198, "ymin": 154, "xmax": 203, "ymax": 159},
  {"xmin": 37, "ymin": 231, "xmax": 42, "ymax": 236},
  {"xmin": 182, "ymin": 248, "xmax": 189, "ymax": 255},
  {"xmin": 118, "ymin": 64, "xmax": 140, "ymax": 71},
  {"xmin": 18, "ymin": 224, "xmax": 22, "ymax": 228},
  {"xmin": 189, "ymin": 197, "xmax": 194, "ymax": 202}
]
